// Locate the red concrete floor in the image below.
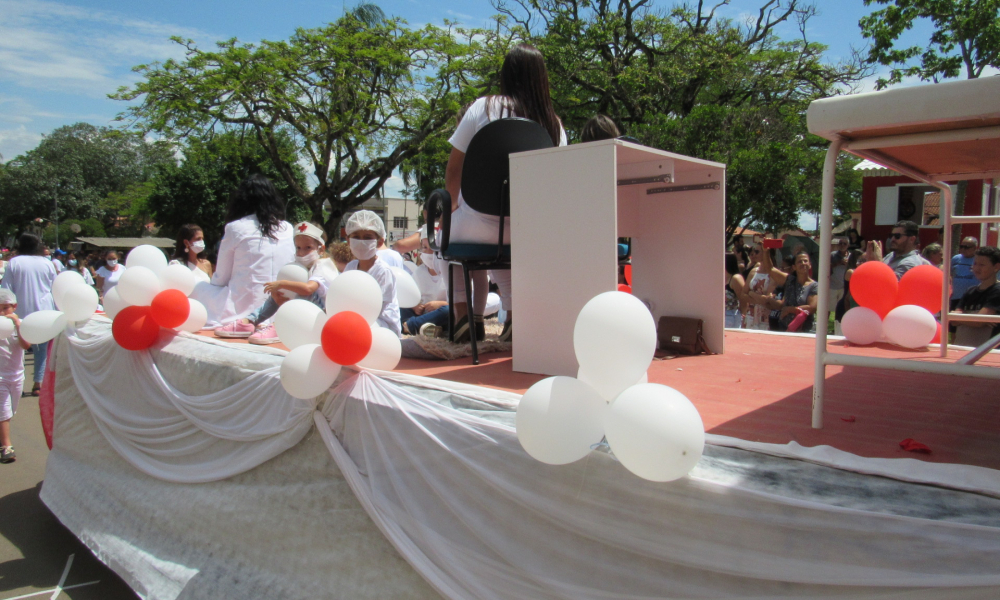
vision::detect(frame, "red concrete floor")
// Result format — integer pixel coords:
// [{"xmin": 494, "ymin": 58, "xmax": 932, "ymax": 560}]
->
[{"xmin": 203, "ymin": 330, "xmax": 1000, "ymax": 470}]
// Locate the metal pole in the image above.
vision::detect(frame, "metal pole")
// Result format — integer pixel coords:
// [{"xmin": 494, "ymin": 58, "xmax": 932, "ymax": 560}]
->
[
  {"xmin": 813, "ymin": 138, "xmax": 843, "ymax": 429},
  {"xmin": 54, "ymin": 195, "xmax": 59, "ymax": 251},
  {"xmin": 940, "ymin": 184, "xmax": 954, "ymax": 358}
]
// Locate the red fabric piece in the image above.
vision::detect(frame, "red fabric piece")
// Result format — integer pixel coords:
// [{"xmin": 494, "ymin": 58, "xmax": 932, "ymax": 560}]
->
[
  {"xmin": 841, "ymin": 416, "xmax": 856, "ymax": 423},
  {"xmin": 899, "ymin": 438, "xmax": 931, "ymax": 453},
  {"xmin": 39, "ymin": 342, "xmax": 56, "ymax": 450}
]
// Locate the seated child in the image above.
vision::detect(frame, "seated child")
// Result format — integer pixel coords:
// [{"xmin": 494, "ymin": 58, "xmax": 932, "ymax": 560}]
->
[
  {"xmin": 401, "ymin": 229, "xmax": 449, "ymax": 336},
  {"xmin": 214, "ymin": 222, "xmax": 338, "ymax": 344},
  {"xmin": 344, "ymin": 210, "xmax": 401, "ymax": 337},
  {"xmin": 0, "ymin": 289, "xmax": 31, "ymax": 464}
]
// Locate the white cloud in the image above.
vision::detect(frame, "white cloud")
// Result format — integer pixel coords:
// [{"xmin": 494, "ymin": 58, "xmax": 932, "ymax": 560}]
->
[{"xmin": 0, "ymin": 126, "xmax": 43, "ymax": 162}]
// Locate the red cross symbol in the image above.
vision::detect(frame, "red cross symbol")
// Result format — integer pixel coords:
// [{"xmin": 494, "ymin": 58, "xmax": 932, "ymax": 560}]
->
[{"xmin": 298, "ymin": 224, "xmax": 308, "ymax": 232}]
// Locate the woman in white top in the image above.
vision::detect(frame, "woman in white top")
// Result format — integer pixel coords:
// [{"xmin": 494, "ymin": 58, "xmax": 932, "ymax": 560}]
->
[
  {"xmin": 190, "ymin": 174, "xmax": 295, "ymax": 327},
  {"xmin": 445, "ymin": 43, "xmax": 567, "ymax": 342},
  {"xmin": 1, "ymin": 233, "xmax": 57, "ymax": 395},
  {"xmin": 168, "ymin": 224, "xmax": 213, "ymax": 284},
  {"xmin": 95, "ymin": 250, "xmax": 125, "ymax": 297}
]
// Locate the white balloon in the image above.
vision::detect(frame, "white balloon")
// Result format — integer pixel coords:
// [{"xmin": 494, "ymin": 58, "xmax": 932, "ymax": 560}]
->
[
  {"xmin": 126, "ymin": 244, "xmax": 168, "ymax": 275},
  {"xmin": 357, "ymin": 326, "xmax": 402, "ymax": 371},
  {"xmin": 103, "ymin": 287, "xmax": 128, "ymax": 320},
  {"xmin": 51, "ymin": 270, "xmax": 85, "ymax": 310},
  {"xmin": 160, "ymin": 264, "xmax": 197, "ymax": 296},
  {"xmin": 116, "ymin": 266, "xmax": 160, "ymax": 306},
  {"xmin": 402, "ymin": 260, "xmax": 418, "ymax": 275},
  {"xmin": 390, "ymin": 267, "xmax": 421, "ymax": 309},
  {"xmin": 326, "ymin": 270, "xmax": 383, "ymax": 324},
  {"xmin": 280, "ymin": 343, "xmax": 342, "ymax": 399},
  {"xmin": 841, "ymin": 306, "xmax": 883, "ymax": 346},
  {"xmin": 577, "ymin": 366, "xmax": 650, "ymax": 402},
  {"xmin": 175, "ymin": 299, "xmax": 208, "ymax": 333},
  {"xmin": 485, "ymin": 292, "xmax": 501, "ymax": 316},
  {"xmin": 277, "ymin": 263, "xmax": 310, "ymax": 299},
  {"xmin": 604, "ymin": 383, "xmax": 705, "ymax": 482},
  {"xmin": 883, "ymin": 304, "xmax": 937, "ymax": 349},
  {"xmin": 20, "ymin": 310, "xmax": 68, "ymax": 344},
  {"xmin": 573, "ymin": 292, "xmax": 656, "ymax": 402},
  {"xmin": 0, "ymin": 317, "xmax": 14, "ymax": 340},
  {"xmin": 60, "ymin": 285, "xmax": 99, "ymax": 323},
  {"xmin": 274, "ymin": 299, "xmax": 327, "ymax": 350},
  {"xmin": 515, "ymin": 376, "xmax": 608, "ymax": 465}
]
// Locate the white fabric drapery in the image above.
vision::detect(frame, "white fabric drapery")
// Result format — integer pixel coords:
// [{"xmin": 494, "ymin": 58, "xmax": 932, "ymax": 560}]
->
[{"xmin": 62, "ymin": 324, "xmax": 316, "ymax": 483}]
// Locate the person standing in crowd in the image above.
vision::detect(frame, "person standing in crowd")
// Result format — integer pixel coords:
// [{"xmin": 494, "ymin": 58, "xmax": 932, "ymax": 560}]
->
[
  {"xmin": 724, "ymin": 253, "xmax": 747, "ymax": 329},
  {"xmin": 743, "ymin": 244, "xmax": 781, "ymax": 330},
  {"xmin": 834, "ymin": 250, "xmax": 864, "ymax": 335},
  {"xmin": 66, "ymin": 252, "xmax": 95, "ymax": 288},
  {"xmin": 866, "ymin": 220, "xmax": 930, "ymax": 279},
  {"xmin": 953, "ymin": 246, "xmax": 1000, "ymax": 347},
  {"xmin": 846, "ymin": 228, "xmax": 865, "ymax": 251},
  {"xmin": 829, "ymin": 238, "xmax": 849, "ymax": 313},
  {"xmin": 95, "ymin": 250, "xmax": 125, "ymax": 298},
  {"xmin": 922, "ymin": 242, "xmax": 944, "ymax": 268},
  {"xmin": 0, "ymin": 233, "xmax": 57, "ymax": 397},
  {"xmin": 0, "ymin": 289, "xmax": 31, "ymax": 463},
  {"xmin": 950, "ymin": 236, "xmax": 979, "ymax": 310},
  {"xmin": 170, "ymin": 224, "xmax": 213, "ymax": 284},
  {"xmin": 444, "ymin": 43, "xmax": 567, "ymax": 344},
  {"xmin": 778, "ymin": 251, "xmax": 818, "ymax": 332},
  {"xmin": 191, "ymin": 174, "xmax": 295, "ymax": 327}
]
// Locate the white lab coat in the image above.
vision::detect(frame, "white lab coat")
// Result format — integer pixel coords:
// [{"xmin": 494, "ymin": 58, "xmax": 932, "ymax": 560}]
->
[
  {"xmin": 1, "ymin": 255, "xmax": 57, "ymax": 317},
  {"xmin": 192, "ymin": 216, "xmax": 295, "ymax": 327}
]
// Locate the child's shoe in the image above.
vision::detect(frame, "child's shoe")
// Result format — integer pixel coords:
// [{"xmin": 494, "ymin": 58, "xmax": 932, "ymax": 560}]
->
[
  {"xmin": 0, "ymin": 446, "xmax": 15, "ymax": 464},
  {"xmin": 214, "ymin": 321, "xmax": 254, "ymax": 338},
  {"xmin": 248, "ymin": 324, "xmax": 281, "ymax": 345}
]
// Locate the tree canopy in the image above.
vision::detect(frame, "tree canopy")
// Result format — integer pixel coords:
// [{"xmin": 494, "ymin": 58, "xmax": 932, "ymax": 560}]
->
[{"xmin": 113, "ymin": 12, "xmax": 485, "ymax": 238}]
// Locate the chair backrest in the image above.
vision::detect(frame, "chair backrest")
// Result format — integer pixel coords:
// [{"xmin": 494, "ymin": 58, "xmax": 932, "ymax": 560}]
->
[{"xmin": 461, "ymin": 118, "xmax": 555, "ymax": 217}]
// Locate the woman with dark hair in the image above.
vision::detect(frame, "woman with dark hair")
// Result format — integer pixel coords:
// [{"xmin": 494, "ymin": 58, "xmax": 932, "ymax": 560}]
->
[
  {"xmin": 191, "ymin": 174, "xmax": 294, "ymax": 327},
  {"xmin": 169, "ymin": 224, "xmax": 213, "ymax": 284},
  {"xmin": 743, "ymin": 243, "xmax": 782, "ymax": 330},
  {"xmin": 777, "ymin": 251, "xmax": 819, "ymax": 332},
  {"xmin": 581, "ymin": 114, "xmax": 620, "ymax": 142},
  {"xmin": 724, "ymin": 253, "xmax": 747, "ymax": 328},
  {"xmin": 444, "ymin": 43, "xmax": 567, "ymax": 343},
  {"xmin": 95, "ymin": 249, "xmax": 124, "ymax": 296},
  {"xmin": 0, "ymin": 233, "xmax": 57, "ymax": 396}
]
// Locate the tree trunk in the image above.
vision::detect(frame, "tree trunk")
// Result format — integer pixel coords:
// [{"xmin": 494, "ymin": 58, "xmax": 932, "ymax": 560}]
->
[{"xmin": 950, "ymin": 180, "xmax": 968, "ymax": 254}]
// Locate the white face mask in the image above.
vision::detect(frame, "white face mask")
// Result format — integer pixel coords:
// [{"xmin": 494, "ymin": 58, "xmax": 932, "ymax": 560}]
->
[
  {"xmin": 188, "ymin": 240, "xmax": 206, "ymax": 254},
  {"xmin": 295, "ymin": 250, "xmax": 319, "ymax": 267},
  {"xmin": 350, "ymin": 238, "xmax": 378, "ymax": 261},
  {"xmin": 107, "ymin": 259, "xmax": 118, "ymax": 268},
  {"xmin": 421, "ymin": 251, "xmax": 439, "ymax": 273}
]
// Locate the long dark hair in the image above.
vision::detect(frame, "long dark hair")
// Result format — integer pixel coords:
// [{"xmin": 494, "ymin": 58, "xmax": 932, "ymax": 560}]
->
[
  {"xmin": 173, "ymin": 224, "xmax": 206, "ymax": 261},
  {"xmin": 226, "ymin": 174, "xmax": 285, "ymax": 240},
  {"xmin": 489, "ymin": 44, "xmax": 562, "ymax": 145},
  {"xmin": 16, "ymin": 233, "xmax": 44, "ymax": 256},
  {"xmin": 725, "ymin": 252, "xmax": 740, "ymax": 276}
]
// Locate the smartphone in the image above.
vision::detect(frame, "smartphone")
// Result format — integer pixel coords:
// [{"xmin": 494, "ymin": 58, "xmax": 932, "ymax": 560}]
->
[{"xmin": 763, "ymin": 239, "xmax": 783, "ymax": 250}]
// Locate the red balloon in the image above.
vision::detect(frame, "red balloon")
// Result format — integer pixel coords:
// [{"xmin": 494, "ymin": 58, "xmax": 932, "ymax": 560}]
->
[
  {"xmin": 931, "ymin": 322, "xmax": 942, "ymax": 345},
  {"xmin": 624, "ymin": 264, "xmax": 632, "ymax": 286},
  {"xmin": 896, "ymin": 264, "xmax": 944, "ymax": 313},
  {"xmin": 112, "ymin": 306, "xmax": 161, "ymax": 351},
  {"xmin": 617, "ymin": 284, "xmax": 632, "ymax": 294},
  {"xmin": 321, "ymin": 311, "xmax": 373, "ymax": 366},
  {"xmin": 150, "ymin": 289, "xmax": 190, "ymax": 328},
  {"xmin": 850, "ymin": 261, "xmax": 898, "ymax": 318}
]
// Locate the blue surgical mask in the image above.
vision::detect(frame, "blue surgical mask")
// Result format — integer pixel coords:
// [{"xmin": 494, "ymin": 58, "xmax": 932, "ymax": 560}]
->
[
  {"xmin": 69, "ymin": 259, "xmax": 78, "ymax": 267},
  {"xmin": 107, "ymin": 259, "xmax": 118, "ymax": 268}
]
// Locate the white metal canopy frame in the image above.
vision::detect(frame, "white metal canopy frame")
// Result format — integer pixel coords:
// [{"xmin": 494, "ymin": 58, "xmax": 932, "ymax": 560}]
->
[{"xmin": 807, "ymin": 76, "xmax": 1000, "ymax": 429}]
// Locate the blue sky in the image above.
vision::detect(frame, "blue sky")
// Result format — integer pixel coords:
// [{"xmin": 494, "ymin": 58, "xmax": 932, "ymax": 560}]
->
[{"xmin": 0, "ymin": 0, "xmax": 940, "ymax": 202}]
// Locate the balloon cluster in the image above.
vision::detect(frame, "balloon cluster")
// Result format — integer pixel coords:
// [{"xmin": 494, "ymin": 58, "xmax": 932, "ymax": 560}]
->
[
  {"xmin": 516, "ymin": 292, "xmax": 705, "ymax": 482},
  {"xmin": 275, "ymin": 270, "xmax": 402, "ymax": 399},
  {"xmin": 107, "ymin": 245, "xmax": 208, "ymax": 351},
  {"xmin": 842, "ymin": 263, "xmax": 942, "ymax": 348},
  {"xmin": 11, "ymin": 269, "xmax": 101, "ymax": 346}
]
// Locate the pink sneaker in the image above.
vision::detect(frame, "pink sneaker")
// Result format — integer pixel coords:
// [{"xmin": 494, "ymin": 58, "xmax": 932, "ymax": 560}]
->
[
  {"xmin": 214, "ymin": 320, "xmax": 254, "ymax": 338},
  {"xmin": 248, "ymin": 324, "xmax": 281, "ymax": 345}
]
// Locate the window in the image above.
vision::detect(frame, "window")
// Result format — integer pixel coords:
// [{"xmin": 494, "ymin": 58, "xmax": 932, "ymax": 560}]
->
[
  {"xmin": 393, "ymin": 216, "xmax": 408, "ymax": 229},
  {"xmin": 874, "ymin": 184, "xmax": 957, "ymax": 227}
]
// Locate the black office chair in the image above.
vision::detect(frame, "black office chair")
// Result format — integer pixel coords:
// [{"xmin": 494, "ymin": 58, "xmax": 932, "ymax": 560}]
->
[{"xmin": 426, "ymin": 117, "xmax": 555, "ymax": 364}]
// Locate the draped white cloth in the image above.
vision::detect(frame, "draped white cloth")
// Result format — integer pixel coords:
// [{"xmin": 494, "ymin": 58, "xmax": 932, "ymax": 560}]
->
[
  {"xmin": 61, "ymin": 323, "xmax": 316, "ymax": 483},
  {"xmin": 41, "ymin": 321, "xmax": 1000, "ymax": 599}
]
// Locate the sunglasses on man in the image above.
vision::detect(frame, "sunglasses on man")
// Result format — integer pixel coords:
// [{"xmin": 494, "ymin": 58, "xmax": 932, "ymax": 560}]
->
[
  {"xmin": 890, "ymin": 233, "xmax": 913, "ymax": 239},
  {"xmin": 959, "ymin": 244, "xmax": 976, "ymax": 249}
]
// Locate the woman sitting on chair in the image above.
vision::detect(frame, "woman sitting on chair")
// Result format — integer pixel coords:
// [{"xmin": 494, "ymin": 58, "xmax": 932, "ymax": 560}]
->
[{"xmin": 444, "ymin": 43, "xmax": 567, "ymax": 343}]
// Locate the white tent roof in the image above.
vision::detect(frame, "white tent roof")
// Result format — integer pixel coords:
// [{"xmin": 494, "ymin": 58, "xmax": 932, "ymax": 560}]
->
[{"xmin": 807, "ymin": 76, "xmax": 1000, "ymax": 181}]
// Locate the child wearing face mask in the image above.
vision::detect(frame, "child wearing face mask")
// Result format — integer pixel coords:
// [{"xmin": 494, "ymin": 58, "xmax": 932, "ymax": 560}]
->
[
  {"xmin": 343, "ymin": 211, "xmax": 401, "ymax": 337},
  {"xmin": 214, "ymin": 222, "xmax": 338, "ymax": 344}
]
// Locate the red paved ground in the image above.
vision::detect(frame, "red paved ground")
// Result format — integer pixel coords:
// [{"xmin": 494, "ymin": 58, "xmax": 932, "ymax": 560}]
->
[{"xmin": 202, "ymin": 330, "xmax": 1000, "ymax": 470}]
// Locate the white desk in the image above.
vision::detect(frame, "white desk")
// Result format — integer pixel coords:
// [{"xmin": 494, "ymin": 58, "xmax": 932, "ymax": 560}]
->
[{"xmin": 509, "ymin": 139, "xmax": 726, "ymax": 376}]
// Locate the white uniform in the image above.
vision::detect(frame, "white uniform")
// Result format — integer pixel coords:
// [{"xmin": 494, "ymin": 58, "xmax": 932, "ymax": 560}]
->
[
  {"xmin": 412, "ymin": 263, "xmax": 447, "ymax": 304},
  {"xmin": 96, "ymin": 265, "xmax": 125, "ymax": 294},
  {"xmin": 376, "ymin": 248, "xmax": 404, "ymax": 269},
  {"xmin": 0, "ymin": 327, "xmax": 25, "ymax": 421},
  {"xmin": 344, "ymin": 258, "xmax": 401, "ymax": 337},
  {"xmin": 448, "ymin": 96, "xmax": 567, "ymax": 311},
  {"xmin": 1, "ymin": 255, "xmax": 57, "ymax": 317},
  {"xmin": 192, "ymin": 215, "xmax": 295, "ymax": 326}
]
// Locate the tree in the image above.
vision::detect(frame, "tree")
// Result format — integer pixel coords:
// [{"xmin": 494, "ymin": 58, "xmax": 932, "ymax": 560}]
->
[
  {"xmin": 860, "ymin": 0, "xmax": 999, "ymax": 251},
  {"xmin": 113, "ymin": 12, "xmax": 485, "ymax": 239},
  {"xmin": 0, "ymin": 123, "xmax": 174, "ymax": 237},
  {"xmin": 147, "ymin": 132, "xmax": 309, "ymax": 249},
  {"xmin": 493, "ymin": 0, "xmax": 868, "ymax": 239}
]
